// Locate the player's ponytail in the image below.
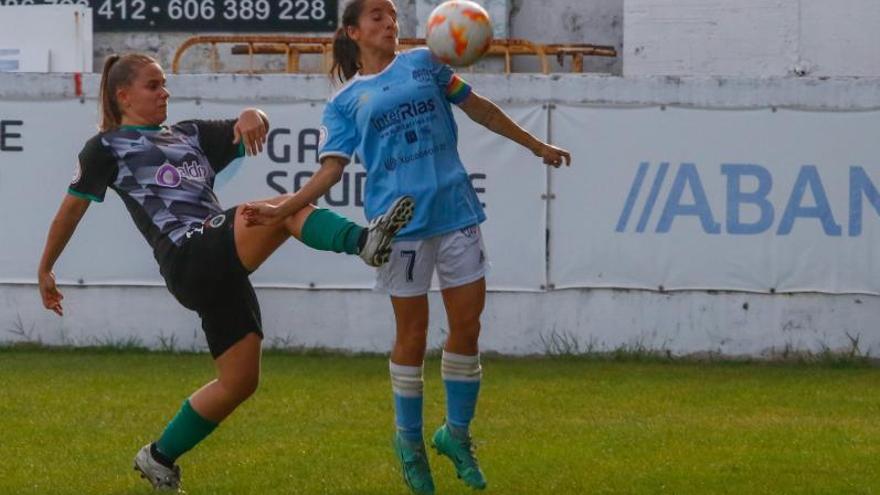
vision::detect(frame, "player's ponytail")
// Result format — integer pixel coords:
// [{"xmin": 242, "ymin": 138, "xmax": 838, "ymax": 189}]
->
[
  {"xmin": 331, "ymin": 0, "xmax": 366, "ymax": 83},
  {"xmin": 99, "ymin": 55, "xmax": 122, "ymax": 131},
  {"xmin": 98, "ymin": 53, "xmax": 157, "ymax": 132}
]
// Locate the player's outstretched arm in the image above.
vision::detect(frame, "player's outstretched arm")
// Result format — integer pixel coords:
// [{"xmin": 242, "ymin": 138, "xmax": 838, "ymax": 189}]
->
[
  {"xmin": 243, "ymin": 156, "xmax": 348, "ymax": 227},
  {"xmin": 38, "ymin": 194, "xmax": 91, "ymax": 316},
  {"xmin": 458, "ymin": 92, "xmax": 572, "ymax": 168},
  {"xmin": 233, "ymin": 108, "xmax": 270, "ymax": 156}
]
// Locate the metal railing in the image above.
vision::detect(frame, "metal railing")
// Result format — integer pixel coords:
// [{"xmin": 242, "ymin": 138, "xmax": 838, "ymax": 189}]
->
[{"xmin": 172, "ymin": 35, "xmax": 616, "ymax": 74}]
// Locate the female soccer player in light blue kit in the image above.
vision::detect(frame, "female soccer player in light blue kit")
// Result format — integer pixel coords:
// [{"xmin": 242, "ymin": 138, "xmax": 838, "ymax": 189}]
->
[{"xmin": 244, "ymin": 0, "xmax": 571, "ymax": 493}]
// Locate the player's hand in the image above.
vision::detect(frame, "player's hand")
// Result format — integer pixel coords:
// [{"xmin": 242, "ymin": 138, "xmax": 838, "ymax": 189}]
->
[
  {"xmin": 38, "ymin": 271, "xmax": 64, "ymax": 316},
  {"xmin": 534, "ymin": 142, "xmax": 571, "ymax": 168},
  {"xmin": 242, "ymin": 201, "xmax": 286, "ymax": 227},
  {"xmin": 233, "ymin": 108, "xmax": 269, "ymax": 156}
]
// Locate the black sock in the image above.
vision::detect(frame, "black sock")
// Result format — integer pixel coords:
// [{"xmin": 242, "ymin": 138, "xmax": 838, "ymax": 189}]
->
[
  {"xmin": 150, "ymin": 443, "xmax": 176, "ymax": 468},
  {"xmin": 357, "ymin": 228, "xmax": 368, "ymax": 252}
]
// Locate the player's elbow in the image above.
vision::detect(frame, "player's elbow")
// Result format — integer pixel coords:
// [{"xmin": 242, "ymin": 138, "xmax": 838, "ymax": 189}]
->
[{"xmin": 320, "ymin": 159, "xmax": 346, "ymax": 185}]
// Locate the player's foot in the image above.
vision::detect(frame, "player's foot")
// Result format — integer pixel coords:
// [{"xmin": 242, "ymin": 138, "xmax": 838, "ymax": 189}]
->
[
  {"xmin": 134, "ymin": 443, "xmax": 181, "ymax": 492},
  {"xmin": 432, "ymin": 424, "xmax": 487, "ymax": 490},
  {"xmin": 359, "ymin": 195, "xmax": 415, "ymax": 267},
  {"xmin": 393, "ymin": 432, "xmax": 435, "ymax": 495}
]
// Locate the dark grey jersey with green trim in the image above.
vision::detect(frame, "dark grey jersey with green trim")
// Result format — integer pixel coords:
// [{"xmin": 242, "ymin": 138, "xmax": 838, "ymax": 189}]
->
[{"xmin": 69, "ymin": 120, "xmax": 243, "ymax": 262}]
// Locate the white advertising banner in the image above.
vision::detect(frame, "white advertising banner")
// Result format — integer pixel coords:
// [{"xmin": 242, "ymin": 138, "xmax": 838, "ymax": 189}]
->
[
  {"xmin": 452, "ymin": 104, "xmax": 547, "ymax": 291},
  {"xmin": 0, "ymin": 99, "xmax": 546, "ymax": 290},
  {"xmin": 551, "ymin": 105, "xmax": 880, "ymax": 294}
]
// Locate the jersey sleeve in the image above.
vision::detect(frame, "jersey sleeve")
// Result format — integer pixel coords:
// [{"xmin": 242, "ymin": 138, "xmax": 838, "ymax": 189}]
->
[
  {"xmin": 68, "ymin": 135, "xmax": 117, "ymax": 203},
  {"xmin": 427, "ymin": 51, "xmax": 473, "ymax": 105},
  {"xmin": 318, "ymin": 100, "xmax": 358, "ymax": 162},
  {"xmin": 186, "ymin": 119, "xmax": 245, "ymax": 174}
]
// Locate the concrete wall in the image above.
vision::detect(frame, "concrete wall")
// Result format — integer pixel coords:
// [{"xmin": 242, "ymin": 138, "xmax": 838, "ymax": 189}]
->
[
  {"xmin": 625, "ymin": 0, "xmax": 880, "ymax": 77},
  {"xmin": 3, "ymin": 72, "xmax": 880, "ymax": 356},
  {"xmin": 510, "ymin": 0, "xmax": 622, "ymax": 74},
  {"xmin": 94, "ymin": 0, "xmax": 623, "ymax": 75},
  {"xmin": 10, "ymin": 0, "xmax": 880, "ymax": 77},
  {"xmin": 3, "ymin": 285, "xmax": 878, "ymax": 357}
]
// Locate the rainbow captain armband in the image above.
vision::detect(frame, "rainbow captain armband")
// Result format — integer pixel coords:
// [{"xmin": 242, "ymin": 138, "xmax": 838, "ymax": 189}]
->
[{"xmin": 445, "ymin": 74, "xmax": 472, "ymax": 104}]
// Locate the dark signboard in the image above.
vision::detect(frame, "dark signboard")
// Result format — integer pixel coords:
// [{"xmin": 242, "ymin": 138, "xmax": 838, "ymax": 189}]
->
[{"xmin": 0, "ymin": 0, "xmax": 338, "ymax": 32}]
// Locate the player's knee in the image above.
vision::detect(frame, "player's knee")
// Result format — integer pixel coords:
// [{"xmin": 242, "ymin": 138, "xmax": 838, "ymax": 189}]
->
[
  {"xmin": 396, "ymin": 330, "xmax": 428, "ymax": 352},
  {"xmin": 398, "ymin": 317, "xmax": 429, "ymax": 337},
  {"xmin": 448, "ymin": 316, "xmax": 481, "ymax": 339},
  {"xmin": 284, "ymin": 204, "xmax": 315, "ymax": 238},
  {"xmin": 222, "ymin": 370, "xmax": 260, "ymax": 403}
]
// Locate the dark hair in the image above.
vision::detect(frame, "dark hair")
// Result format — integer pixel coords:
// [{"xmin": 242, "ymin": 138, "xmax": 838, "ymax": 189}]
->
[
  {"xmin": 98, "ymin": 53, "xmax": 158, "ymax": 132},
  {"xmin": 331, "ymin": 0, "xmax": 367, "ymax": 83}
]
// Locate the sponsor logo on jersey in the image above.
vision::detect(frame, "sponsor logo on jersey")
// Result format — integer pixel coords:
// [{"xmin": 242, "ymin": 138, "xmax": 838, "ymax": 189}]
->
[
  {"xmin": 155, "ymin": 159, "xmax": 209, "ymax": 188},
  {"xmin": 382, "ymin": 142, "xmax": 449, "ymax": 171},
  {"xmin": 370, "ymin": 98, "xmax": 437, "ymax": 132},
  {"xmin": 155, "ymin": 163, "xmax": 182, "ymax": 187},
  {"xmin": 412, "ymin": 68, "xmax": 432, "ymax": 83}
]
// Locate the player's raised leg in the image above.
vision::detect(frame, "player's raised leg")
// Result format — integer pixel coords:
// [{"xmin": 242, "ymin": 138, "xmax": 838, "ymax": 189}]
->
[{"xmin": 236, "ymin": 194, "xmax": 415, "ymax": 271}]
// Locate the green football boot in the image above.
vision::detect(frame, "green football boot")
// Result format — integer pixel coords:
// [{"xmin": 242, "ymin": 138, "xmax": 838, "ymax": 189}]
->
[
  {"xmin": 431, "ymin": 424, "xmax": 487, "ymax": 490},
  {"xmin": 393, "ymin": 433, "xmax": 435, "ymax": 495}
]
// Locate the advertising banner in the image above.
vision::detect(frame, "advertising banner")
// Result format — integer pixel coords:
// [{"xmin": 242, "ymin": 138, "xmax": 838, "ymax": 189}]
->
[
  {"xmin": 0, "ymin": 99, "xmax": 547, "ymax": 290},
  {"xmin": 551, "ymin": 105, "xmax": 880, "ymax": 294}
]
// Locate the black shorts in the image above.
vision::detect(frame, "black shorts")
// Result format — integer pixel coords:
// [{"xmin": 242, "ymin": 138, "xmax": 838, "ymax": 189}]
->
[{"xmin": 160, "ymin": 207, "xmax": 262, "ymax": 358}]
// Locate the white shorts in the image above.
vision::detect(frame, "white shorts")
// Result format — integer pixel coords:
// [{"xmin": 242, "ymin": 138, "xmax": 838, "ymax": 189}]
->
[{"xmin": 375, "ymin": 225, "xmax": 489, "ymax": 297}]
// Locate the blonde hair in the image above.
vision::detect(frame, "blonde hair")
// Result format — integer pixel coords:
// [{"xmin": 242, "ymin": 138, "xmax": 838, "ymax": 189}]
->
[{"xmin": 98, "ymin": 53, "xmax": 158, "ymax": 132}]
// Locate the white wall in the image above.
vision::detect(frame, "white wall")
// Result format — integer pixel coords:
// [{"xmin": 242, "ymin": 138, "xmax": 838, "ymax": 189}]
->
[
  {"xmin": 625, "ymin": 0, "xmax": 880, "ymax": 77},
  {"xmin": 799, "ymin": 1, "xmax": 880, "ymax": 77},
  {"xmin": 0, "ymin": 5, "xmax": 92, "ymax": 73},
  {"xmin": 3, "ymin": 285, "xmax": 877, "ymax": 357}
]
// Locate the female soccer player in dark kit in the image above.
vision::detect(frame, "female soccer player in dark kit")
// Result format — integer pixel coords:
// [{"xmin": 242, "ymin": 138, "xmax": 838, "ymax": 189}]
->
[
  {"xmin": 37, "ymin": 53, "xmax": 414, "ymax": 491},
  {"xmin": 242, "ymin": 1, "xmax": 572, "ymax": 493}
]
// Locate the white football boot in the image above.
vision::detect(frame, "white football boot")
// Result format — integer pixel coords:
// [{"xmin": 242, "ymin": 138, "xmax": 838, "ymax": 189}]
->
[
  {"xmin": 359, "ymin": 195, "xmax": 415, "ymax": 267},
  {"xmin": 134, "ymin": 443, "xmax": 181, "ymax": 492}
]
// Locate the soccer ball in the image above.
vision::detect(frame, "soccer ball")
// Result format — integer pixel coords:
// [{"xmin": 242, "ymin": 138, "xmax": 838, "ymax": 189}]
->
[{"xmin": 426, "ymin": 0, "xmax": 494, "ymax": 67}]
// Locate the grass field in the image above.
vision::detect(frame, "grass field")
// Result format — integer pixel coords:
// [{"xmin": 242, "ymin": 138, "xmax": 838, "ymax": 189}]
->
[{"xmin": 1, "ymin": 348, "xmax": 879, "ymax": 494}]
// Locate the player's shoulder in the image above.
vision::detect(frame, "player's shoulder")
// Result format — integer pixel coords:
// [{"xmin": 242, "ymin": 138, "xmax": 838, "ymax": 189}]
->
[
  {"xmin": 402, "ymin": 46, "xmax": 433, "ymax": 62},
  {"xmin": 170, "ymin": 120, "xmax": 200, "ymax": 136},
  {"xmin": 78, "ymin": 132, "xmax": 120, "ymax": 168},
  {"xmin": 80, "ymin": 132, "xmax": 111, "ymax": 155},
  {"xmin": 399, "ymin": 47, "xmax": 444, "ymax": 71},
  {"xmin": 328, "ymin": 74, "xmax": 369, "ymax": 105},
  {"xmin": 82, "ymin": 132, "xmax": 105, "ymax": 147}
]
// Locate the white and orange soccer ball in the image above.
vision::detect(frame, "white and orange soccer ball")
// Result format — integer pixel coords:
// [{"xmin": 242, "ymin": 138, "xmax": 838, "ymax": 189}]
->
[{"xmin": 425, "ymin": 0, "xmax": 494, "ymax": 67}]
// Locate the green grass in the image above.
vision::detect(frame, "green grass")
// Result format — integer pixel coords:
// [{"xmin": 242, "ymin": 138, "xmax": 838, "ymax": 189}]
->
[{"xmin": 1, "ymin": 349, "xmax": 879, "ymax": 494}]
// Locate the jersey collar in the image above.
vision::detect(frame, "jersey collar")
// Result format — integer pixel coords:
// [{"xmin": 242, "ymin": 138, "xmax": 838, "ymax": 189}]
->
[
  {"xmin": 355, "ymin": 52, "xmax": 400, "ymax": 81},
  {"xmin": 120, "ymin": 124, "xmax": 163, "ymax": 131}
]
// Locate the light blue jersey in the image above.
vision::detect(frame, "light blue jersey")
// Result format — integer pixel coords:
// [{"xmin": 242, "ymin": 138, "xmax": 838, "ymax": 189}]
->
[{"xmin": 319, "ymin": 47, "xmax": 486, "ymax": 240}]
